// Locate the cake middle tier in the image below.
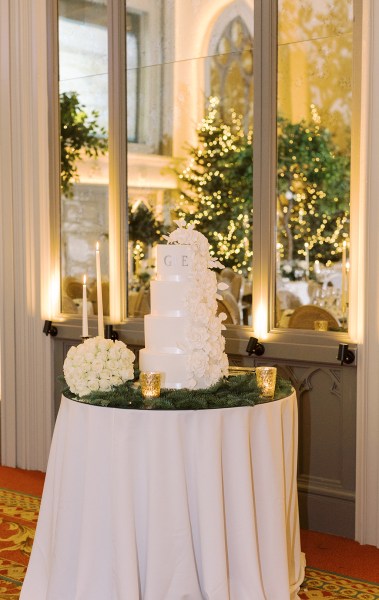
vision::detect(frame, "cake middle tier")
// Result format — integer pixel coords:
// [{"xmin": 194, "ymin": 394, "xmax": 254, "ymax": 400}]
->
[
  {"xmin": 138, "ymin": 348, "xmax": 189, "ymax": 389},
  {"xmin": 150, "ymin": 279, "xmax": 191, "ymax": 316},
  {"xmin": 144, "ymin": 314, "xmax": 189, "ymax": 352}
]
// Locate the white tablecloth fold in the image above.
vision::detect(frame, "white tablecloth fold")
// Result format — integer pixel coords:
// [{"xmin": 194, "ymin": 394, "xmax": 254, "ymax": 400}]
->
[{"xmin": 21, "ymin": 392, "xmax": 305, "ymax": 600}]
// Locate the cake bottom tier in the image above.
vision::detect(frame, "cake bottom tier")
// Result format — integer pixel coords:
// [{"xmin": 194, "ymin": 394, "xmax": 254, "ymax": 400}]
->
[{"xmin": 139, "ymin": 349, "xmax": 189, "ymax": 389}]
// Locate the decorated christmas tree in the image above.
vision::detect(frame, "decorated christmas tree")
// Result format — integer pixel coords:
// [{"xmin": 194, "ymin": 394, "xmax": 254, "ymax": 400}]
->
[
  {"xmin": 176, "ymin": 96, "xmax": 253, "ymax": 276},
  {"xmin": 176, "ymin": 98, "xmax": 350, "ymax": 272},
  {"xmin": 277, "ymin": 105, "xmax": 350, "ymax": 266}
]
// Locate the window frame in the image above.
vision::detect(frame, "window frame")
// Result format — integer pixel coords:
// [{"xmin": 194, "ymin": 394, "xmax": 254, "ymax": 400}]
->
[{"xmin": 49, "ymin": 0, "xmax": 362, "ymax": 363}]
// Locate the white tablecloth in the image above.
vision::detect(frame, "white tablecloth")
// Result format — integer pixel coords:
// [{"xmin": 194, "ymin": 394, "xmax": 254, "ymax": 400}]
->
[{"xmin": 21, "ymin": 392, "xmax": 305, "ymax": 600}]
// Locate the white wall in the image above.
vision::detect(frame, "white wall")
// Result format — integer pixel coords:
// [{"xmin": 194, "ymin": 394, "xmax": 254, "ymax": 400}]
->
[
  {"xmin": 0, "ymin": 0, "xmax": 54, "ymax": 470},
  {"xmin": 355, "ymin": 0, "xmax": 379, "ymax": 547}
]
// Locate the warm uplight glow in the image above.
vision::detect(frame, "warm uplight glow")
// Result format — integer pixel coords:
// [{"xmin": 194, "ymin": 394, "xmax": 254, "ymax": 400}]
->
[
  {"xmin": 254, "ymin": 303, "xmax": 268, "ymax": 340},
  {"xmin": 43, "ymin": 270, "xmax": 60, "ymax": 320},
  {"xmin": 95, "ymin": 241, "xmax": 104, "ymax": 337},
  {"xmin": 109, "ymin": 192, "xmax": 122, "ymax": 323}
]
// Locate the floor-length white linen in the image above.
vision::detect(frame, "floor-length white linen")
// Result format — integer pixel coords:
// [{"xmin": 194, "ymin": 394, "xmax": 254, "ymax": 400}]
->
[{"xmin": 21, "ymin": 392, "xmax": 305, "ymax": 600}]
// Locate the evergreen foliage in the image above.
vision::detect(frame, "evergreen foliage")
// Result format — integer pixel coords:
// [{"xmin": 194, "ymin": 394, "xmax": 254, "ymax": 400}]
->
[
  {"xmin": 128, "ymin": 204, "xmax": 166, "ymax": 246},
  {"xmin": 60, "ymin": 91, "xmax": 108, "ymax": 198},
  {"xmin": 177, "ymin": 97, "xmax": 253, "ymax": 276},
  {"xmin": 176, "ymin": 98, "xmax": 350, "ymax": 270},
  {"xmin": 277, "ymin": 107, "xmax": 350, "ymax": 263},
  {"xmin": 60, "ymin": 373, "xmax": 293, "ymax": 410}
]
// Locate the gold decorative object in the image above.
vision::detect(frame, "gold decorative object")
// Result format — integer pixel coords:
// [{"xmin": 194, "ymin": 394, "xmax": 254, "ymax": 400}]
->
[
  {"xmin": 256, "ymin": 366, "xmax": 277, "ymax": 398},
  {"xmin": 140, "ymin": 372, "xmax": 161, "ymax": 400},
  {"xmin": 314, "ymin": 320, "xmax": 329, "ymax": 331}
]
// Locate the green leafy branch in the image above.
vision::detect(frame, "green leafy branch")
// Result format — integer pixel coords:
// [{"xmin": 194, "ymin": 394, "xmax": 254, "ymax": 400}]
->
[{"xmin": 60, "ymin": 91, "xmax": 108, "ymax": 198}]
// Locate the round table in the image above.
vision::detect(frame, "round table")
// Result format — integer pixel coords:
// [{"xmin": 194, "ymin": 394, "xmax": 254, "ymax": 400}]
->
[{"xmin": 21, "ymin": 392, "xmax": 305, "ymax": 600}]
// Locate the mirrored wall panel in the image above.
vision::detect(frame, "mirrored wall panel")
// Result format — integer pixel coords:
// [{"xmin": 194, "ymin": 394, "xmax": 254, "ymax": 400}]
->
[
  {"xmin": 59, "ymin": 0, "xmax": 110, "ymax": 317},
  {"xmin": 126, "ymin": 0, "xmax": 254, "ymax": 326},
  {"xmin": 276, "ymin": 0, "xmax": 353, "ymax": 332}
]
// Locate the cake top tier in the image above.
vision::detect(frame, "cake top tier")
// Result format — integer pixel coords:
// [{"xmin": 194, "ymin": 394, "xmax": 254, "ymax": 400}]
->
[
  {"xmin": 156, "ymin": 245, "xmax": 193, "ymax": 281},
  {"xmin": 162, "ymin": 218, "xmax": 224, "ymax": 273}
]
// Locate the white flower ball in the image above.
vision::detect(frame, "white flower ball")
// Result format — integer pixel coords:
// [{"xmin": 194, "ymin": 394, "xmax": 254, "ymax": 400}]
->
[{"xmin": 63, "ymin": 336, "xmax": 135, "ymax": 397}]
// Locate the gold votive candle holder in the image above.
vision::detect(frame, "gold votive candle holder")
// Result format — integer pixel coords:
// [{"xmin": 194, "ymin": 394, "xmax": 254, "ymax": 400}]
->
[
  {"xmin": 140, "ymin": 372, "xmax": 161, "ymax": 400},
  {"xmin": 256, "ymin": 366, "xmax": 277, "ymax": 399},
  {"xmin": 314, "ymin": 320, "xmax": 329, "ymax": 331}
]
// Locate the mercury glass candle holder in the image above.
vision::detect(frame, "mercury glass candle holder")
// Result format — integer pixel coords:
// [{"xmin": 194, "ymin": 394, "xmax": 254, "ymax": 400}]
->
[
  {"xmin": 140, "ymin": 372, "xmax": 161, "ymax": 400},
  {"xmin": 314, "ymin": 320, "xmax": 329, "ymax": 331},
  {"xmin": 256, "ymin": 366, "xmax": 277, "ymax": 399}
]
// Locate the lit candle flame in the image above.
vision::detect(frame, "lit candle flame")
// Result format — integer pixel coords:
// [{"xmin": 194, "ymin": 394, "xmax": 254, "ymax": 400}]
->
[
  {"xmin": 83, "ymin": 274, "xmax": 86, "ymax": 285},
  {"xmin": 96, "ymin": 241, "xmax": 100, "ymax": 251}
]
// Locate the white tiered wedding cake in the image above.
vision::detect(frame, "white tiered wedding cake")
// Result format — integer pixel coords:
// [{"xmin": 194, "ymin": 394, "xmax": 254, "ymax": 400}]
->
[{"xmin": 139, "ymin": 219, "xmax": 229, "ymax": 389}]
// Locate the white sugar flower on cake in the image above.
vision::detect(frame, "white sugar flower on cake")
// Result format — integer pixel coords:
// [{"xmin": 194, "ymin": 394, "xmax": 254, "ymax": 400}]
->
[
  {"xmin": 64, "ymin": 336, "xmax": 135, "ymax": 398},
  {"xmin": 140, "ymin": 219, "xmax": 229, "ymax": 389},
  {"xmin": 163, "ymin": 219, "xmax": 229, "ymax": 388}
]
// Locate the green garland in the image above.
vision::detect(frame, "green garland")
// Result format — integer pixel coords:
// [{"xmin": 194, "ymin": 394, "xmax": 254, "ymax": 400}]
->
[{"xmin": 60, "ymin": 373, "xmax": 293, "ymax": 411}]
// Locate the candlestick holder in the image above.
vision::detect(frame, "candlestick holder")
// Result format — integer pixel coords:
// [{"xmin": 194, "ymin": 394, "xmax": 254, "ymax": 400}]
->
[
  {"xmin": 314, "ymin": 320, "xmax": 328, "ymax": 331},
  {"xmin": 140, "ymin": 372, "xmax": 161, "ymax": 405},
  {"xmin": 256, "ymin": 366, "xmax": 277, "ymax": 399}
]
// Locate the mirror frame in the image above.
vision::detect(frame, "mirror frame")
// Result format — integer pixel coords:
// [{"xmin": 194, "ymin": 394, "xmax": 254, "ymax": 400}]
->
[{"xmin": 48, "ymin": 0, "xmax": 362, "ymax": 362}]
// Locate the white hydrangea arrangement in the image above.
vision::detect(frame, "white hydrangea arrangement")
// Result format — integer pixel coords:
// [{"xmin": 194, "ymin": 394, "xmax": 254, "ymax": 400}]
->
[
  {"xmin": 63, "ymin": 336, "xmax": 135, "ymax": 398},
  {"xmin": 164, "ymin": 218, "xmax": 229, "ymax": 389}
]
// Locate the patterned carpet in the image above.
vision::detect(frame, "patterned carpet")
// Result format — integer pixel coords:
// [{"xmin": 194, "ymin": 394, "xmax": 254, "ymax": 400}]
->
[
  {"xmin": 299, "ymin": 568, "xmax": 379, "ymax": 598},
  {"xmin": 0, "ymin": 488, "xmax": 40, "ymax": 599},
  {"xmin": 0, "ymin": 486, "xmax": 377, "ymax": 599}
]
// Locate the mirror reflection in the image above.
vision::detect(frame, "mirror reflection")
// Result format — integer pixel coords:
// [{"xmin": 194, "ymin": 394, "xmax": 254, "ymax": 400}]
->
[
  {"xmin": 57, "ymin": 0, "xmax": 353, "ymax": 334},
  {"xmin": 276, "ymin": 0, "xmax": 353, "ymax": 332},
  {"xmin": 126, "ymin": 0, "xmax": 254, "ymax": 327},
  {"xmin": 58, "ymin": 0, "xmax": 110, "ymax": 316}
]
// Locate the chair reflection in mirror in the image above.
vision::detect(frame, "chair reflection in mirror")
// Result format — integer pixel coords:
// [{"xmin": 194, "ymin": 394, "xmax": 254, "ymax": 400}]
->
[
  {"xmin": 216, "ymin": 291, "xmax": 241, "ymax": 325},
  {"xmin": 62, "ymin": 276, "xmax": 95, "ymax": 315},
  {"xmin": 129, "ymin": 288, "xmax": 151, "ymax": 318},
  {"xmin": 88, "ymin": 281, "xmax": 109, "ymax": 317},
  {"xmin": 275, "ymin": 290, "xmax": 302, "ymax": 327},
  {"xmin": 287, "ymin": 305, "xmax": 340, "ymax": 331},
  {"xmin": 218, "ymin": 268, "xmax": 243, "ymax": 302},
  {"xmin": 217, "ymin": 267, "xmax": 250, "ymax": 324}
]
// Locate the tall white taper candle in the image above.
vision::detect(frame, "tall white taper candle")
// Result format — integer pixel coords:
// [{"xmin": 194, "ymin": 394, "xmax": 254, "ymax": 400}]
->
[
  {"xmin": 304, "ymin": 242, "xmax": 310, "ymax": 280},
  {"xmin": 276, "ymin": 242, "xmax": 281, "ymax": 273},
  {"xmin": 82, "ymin": 274, "xmax": 88, "ymax": 338},
  {"xmin": 96, "ymin": 241, "xmax": 104, "ymax": 337}
]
